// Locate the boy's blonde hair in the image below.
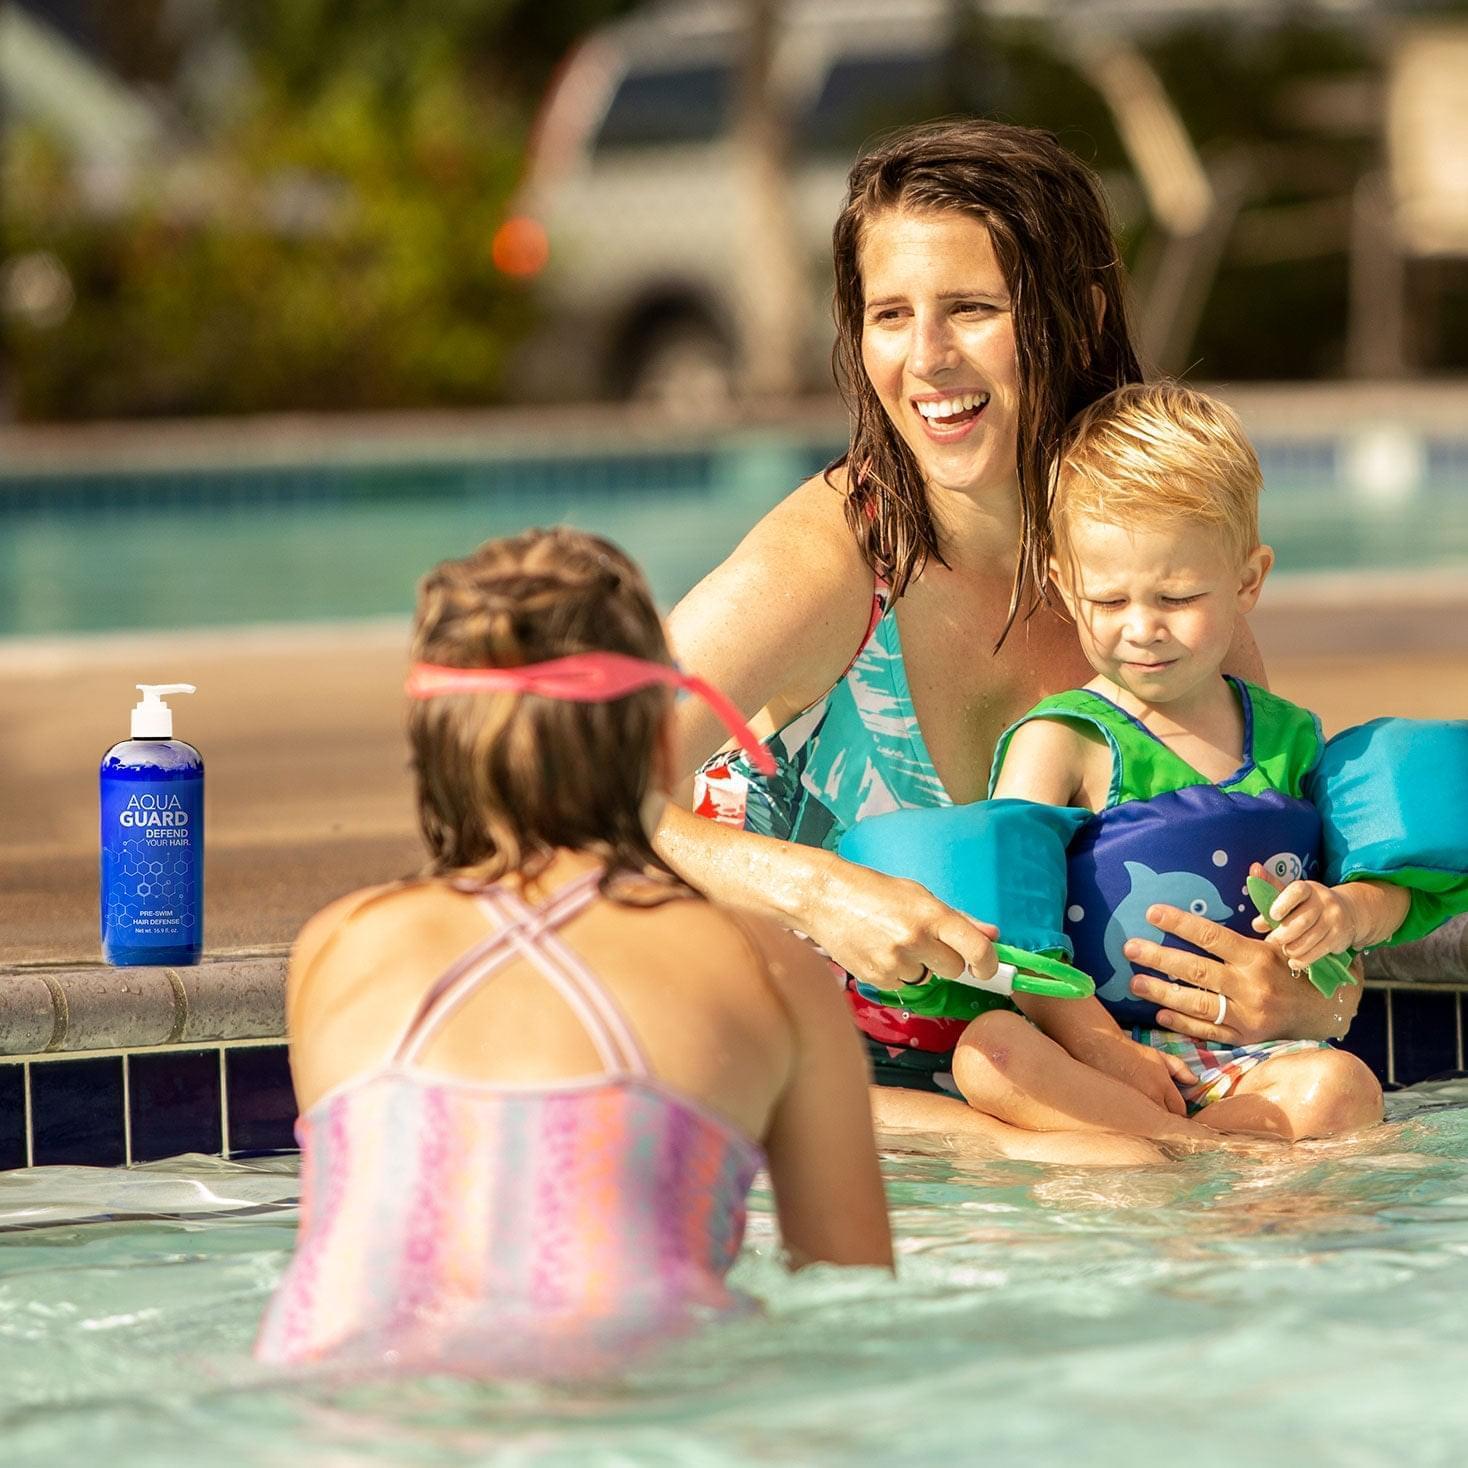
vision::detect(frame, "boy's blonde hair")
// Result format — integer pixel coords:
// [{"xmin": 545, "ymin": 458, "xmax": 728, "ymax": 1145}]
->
[{"xmin": 1052, "ymin": 382, "xmax": 1262, "ymax": 567}]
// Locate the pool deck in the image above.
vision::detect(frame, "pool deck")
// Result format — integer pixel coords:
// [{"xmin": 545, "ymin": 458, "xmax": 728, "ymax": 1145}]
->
[{"xmin": 3, "ymin": 587, "xmax": 1466, "ymax": 973}]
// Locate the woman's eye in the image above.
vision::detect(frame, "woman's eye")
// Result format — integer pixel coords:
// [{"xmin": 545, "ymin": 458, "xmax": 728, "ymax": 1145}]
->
[{"xmin": 953, "ymin": 301, "xmax": 995, "ymax": 316}]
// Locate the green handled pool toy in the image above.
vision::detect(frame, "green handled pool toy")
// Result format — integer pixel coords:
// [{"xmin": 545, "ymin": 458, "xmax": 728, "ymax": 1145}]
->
[
  {"xmin": 1246, "ymin": 874, "xmax": 1357, "ymax": 999},
  {"xmin": 898, "ymin": 943, "xmax": 1094, "ymax": 1002}
]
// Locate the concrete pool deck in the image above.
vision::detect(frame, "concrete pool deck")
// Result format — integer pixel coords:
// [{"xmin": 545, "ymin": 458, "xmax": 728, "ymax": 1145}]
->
[{"xmin": 3, "ymin": 579, "xmax": 1467, "ymax": 971}]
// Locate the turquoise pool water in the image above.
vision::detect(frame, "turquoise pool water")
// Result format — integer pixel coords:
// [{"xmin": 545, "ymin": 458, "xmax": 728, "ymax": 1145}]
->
[
  {"xmin": 1, "ymin": 435, "xmax": 1465, "ymax": 637},
  {"xmin": 5, "ymin": 1083, "xmax": 1468, "ymax": 1466}
]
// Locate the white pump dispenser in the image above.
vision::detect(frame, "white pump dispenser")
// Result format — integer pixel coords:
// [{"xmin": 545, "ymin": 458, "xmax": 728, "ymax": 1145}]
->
[{"xmin": 131, "ymin": 683, "xmax": 196, "ymax": 739}]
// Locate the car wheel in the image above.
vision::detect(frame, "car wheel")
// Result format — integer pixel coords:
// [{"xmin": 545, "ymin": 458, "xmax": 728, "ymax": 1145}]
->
[{"xmin": 625, "ymin": 320, "xmax": 737, "ymax": 415}]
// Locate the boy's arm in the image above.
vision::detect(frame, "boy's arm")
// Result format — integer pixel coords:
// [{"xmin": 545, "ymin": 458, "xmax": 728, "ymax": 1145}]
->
[
  {"xmin": 1260, "ymin": 875, "xmax": 1412, "ymax": 969},
  {"xmin": 994, "ymin": 720, "xmax": 1190, "ymax": 1112},
  {"xmin": 1017, "ymin": 993, "xmax": 1193, "ymax": 1116},
  {"xmin": 990, "ymin": 718, "xmax": 1089, "ymax": 805},
  {"xmin": 1338, "ymin": 880, "xmax": 1413, "ymax": 948}
]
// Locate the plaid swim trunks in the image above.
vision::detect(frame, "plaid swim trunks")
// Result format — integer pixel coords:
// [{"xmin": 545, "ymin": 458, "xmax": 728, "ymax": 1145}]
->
[{"xmin": 1135, "ymin": 1028, "xmax": 1331, "ymax": 1113}]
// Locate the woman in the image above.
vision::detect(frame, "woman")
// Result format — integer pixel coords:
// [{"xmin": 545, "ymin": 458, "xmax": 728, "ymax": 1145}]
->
[
  {"xmin": 257, "ymin": 528, "xmax": 891, "ymax": 1377},
  {"xmin": 658, "ymin": 120, "xmax": 1362, "ymax": 1155}
]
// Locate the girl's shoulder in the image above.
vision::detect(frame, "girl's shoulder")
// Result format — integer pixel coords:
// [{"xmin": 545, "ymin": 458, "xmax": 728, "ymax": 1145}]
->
[
  {"xmin": 709, "ymin": 904, "xmax": 851, "ymax": 1035},
  {"xmin": 285, "ymin": 879, "xmax": 452, "ymax": 1018}
]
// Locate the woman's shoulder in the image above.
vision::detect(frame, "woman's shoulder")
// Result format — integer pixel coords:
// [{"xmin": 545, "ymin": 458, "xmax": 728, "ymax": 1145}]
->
[
  {"xmin": 728, "ymin": 466, "xmax": 869, "ymax": 586},
  {"xmin": 666, "ymin": 466, "xmax": 880, "ymax": 721}
]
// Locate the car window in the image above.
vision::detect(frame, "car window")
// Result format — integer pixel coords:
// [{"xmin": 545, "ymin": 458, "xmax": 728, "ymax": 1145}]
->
[
  {"xmin": 593, "ymin": 63, "xmax": 733, "ymax": 152},
  {"xmin": 800, "ymin": 49, "xmax": 951, "ymax": 157}
]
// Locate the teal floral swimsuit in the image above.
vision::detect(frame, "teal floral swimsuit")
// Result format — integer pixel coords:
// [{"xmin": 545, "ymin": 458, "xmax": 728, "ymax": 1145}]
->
[{"xmin": 693, "ymin": 577, "xmax": 970, "ymax": 1090}]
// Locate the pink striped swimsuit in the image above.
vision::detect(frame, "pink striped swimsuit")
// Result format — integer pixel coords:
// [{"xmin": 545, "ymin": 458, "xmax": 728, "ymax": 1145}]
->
[{"xmin": 255, "ymin": 870, "xmax": 765, "ymax": 1377}]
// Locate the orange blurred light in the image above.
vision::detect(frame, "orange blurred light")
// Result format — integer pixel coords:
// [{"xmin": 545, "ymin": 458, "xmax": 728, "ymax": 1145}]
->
[{"xmin": 491, "ymin": 216, "xmax": 550, "ymax": 278}]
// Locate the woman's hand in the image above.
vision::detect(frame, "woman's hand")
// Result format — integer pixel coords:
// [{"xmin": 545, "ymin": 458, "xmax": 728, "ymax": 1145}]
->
[
  {"xmin": 806, "ymin": 854, "xmax": 1000, "ymax": 988},
  {"xmin": 1123, "ymin": 902, "xmax": 1361, "ymax": 1044}
]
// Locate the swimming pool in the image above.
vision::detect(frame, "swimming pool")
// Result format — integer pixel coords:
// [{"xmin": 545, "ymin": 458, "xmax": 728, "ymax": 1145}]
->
[
  {"xmin": 0, "ymin": 427, "xmax": 1465, "ymax": 638},
  {"xmin": 4, "ymin": 1084, "xmax": 1468, "ymax": 1466}
]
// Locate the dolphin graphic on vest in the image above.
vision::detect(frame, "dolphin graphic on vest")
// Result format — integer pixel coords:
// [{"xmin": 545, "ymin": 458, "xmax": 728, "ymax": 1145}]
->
[{"xmin": 1097, "ymin": 860, "xmax": 1233, "ymax": 1003}]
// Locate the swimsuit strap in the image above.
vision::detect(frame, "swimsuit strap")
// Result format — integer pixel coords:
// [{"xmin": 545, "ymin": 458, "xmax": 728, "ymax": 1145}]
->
[
  {"xmin": 481, "ymin": 884, "xmax": 652, "ymax": 1079},
  {"xmin": 388, "ymin": 868, "xmax": 606, "ymax": 1067},
  {"xmin": 835, "ymin": 570, "xmax": 891, "ymax": 682}
]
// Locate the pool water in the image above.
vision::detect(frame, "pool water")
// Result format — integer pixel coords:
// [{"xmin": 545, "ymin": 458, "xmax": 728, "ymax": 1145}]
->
[
  {"xmin": 5, "ymin": 1083, "xmax": 1468, "ymax": 1466},
  {"xmin": 1, "ymin": 440, "xmax": 1465, "ymax": 637}
]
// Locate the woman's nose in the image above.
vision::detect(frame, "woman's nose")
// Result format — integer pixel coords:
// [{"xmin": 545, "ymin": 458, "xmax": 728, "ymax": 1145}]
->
[{"xmin": 908, "ymin": 313, "xmax": 959, "ymax": 377}]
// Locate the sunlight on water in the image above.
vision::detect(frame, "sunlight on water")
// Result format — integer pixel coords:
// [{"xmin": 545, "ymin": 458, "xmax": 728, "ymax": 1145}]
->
[{"xmin": 4, "ymin": 1083, "xmax": 1468, "ymax": 1466}]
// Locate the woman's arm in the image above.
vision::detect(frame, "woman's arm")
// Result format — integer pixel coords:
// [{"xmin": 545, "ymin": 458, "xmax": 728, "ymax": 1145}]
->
[
  {"xmin": 658, "ymin": 480, "xmax": 1001, "ymax": 988},
  {"xmin": 666, "ymin": 479, "xmax": 877, "ymax": 784},
  {"xmin": 753, "ymin": 921, "xmax": 893, "ymax": 1270}
]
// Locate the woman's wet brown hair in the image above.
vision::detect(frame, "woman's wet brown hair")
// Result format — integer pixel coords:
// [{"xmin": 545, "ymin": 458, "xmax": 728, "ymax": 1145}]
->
[
  {"xmin": 408, "ymin": 526, "xmax": 686, "ymax": 896},
  {"xmin": 829, "ymin": 119, "xmax": 1145, "ymax": 639}
]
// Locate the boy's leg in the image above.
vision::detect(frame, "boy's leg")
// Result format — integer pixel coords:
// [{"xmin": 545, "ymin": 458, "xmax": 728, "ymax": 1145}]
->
[
  {"xmin": 870, "ymin": 1085, "xmax": 1166, "ymax": 1166},
  {"xmin": 1194, "ymin": 1046, "xmax": 1383, "ymax": 1141},
  {"xmin": 949, "ymin": 1009, "xmax": 1215, "ymax": 1145}
]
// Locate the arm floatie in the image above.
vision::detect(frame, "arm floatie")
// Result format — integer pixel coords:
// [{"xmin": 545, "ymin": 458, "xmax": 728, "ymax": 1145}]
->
[
  {"xmin": 837, "ymin": 799, "xmax": 1096, "ymax": 1016},
  {"xmin": 1305, "ymin": 717, "xmax": 1468, "ymax": 946},
  {"xmin": 1245, "ymin": 874, "xmax": 1358, "ymax": 999}
]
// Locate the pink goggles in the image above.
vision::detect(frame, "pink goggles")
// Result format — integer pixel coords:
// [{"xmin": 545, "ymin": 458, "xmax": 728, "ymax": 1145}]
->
[{"xmin": 405, "ymin": 652, "xmax": 776, "ymax": 776}]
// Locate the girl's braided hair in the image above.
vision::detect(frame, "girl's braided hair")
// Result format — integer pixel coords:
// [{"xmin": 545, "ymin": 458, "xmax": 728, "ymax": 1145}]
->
[{"xmin": 408, "ymin": 526, "xmax": 687, "ymax": 897}]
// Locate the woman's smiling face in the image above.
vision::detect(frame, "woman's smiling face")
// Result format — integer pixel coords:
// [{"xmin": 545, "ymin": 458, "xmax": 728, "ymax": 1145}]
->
[{"xmin": 858, "ymin": 209, "xmax": 1020, "ymax": 502}]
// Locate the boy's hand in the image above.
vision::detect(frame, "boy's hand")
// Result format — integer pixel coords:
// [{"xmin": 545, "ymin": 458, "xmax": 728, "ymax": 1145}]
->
[
  {"xmin": 1251, "ymin": 873, "xmax": 1355, "ymax": 969},
  {"xmin": 1070, "ymin": 1031, "xmax": 1193, "ymax": 1116}
]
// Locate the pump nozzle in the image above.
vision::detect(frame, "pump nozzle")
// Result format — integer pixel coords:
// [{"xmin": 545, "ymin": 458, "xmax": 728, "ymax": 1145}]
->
[{"xmin": 132, "ymin": 683, "xmax": 196, "ymax": 739}]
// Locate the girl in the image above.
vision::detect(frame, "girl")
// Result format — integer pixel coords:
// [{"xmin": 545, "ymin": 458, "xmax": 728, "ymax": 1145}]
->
[{"xmin": 257, "ymin": 527, "xmax": 891, "ymax": 1377}]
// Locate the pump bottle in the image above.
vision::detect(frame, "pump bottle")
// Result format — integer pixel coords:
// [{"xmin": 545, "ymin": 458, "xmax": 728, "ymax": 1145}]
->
[{"xmin": 100, "ymin": 684, "xmax": 204, "ymax": 966}]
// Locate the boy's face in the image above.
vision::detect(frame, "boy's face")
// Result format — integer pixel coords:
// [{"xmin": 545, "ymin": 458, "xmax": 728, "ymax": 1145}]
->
[{"xmin": 1052, "ymin": 515, "xmax": 1272, "ymax": 707}]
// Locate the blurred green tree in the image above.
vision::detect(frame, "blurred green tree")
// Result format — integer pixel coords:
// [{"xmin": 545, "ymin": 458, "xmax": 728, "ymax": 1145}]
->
[{"xmin": 1, "ymin": 0, "xmax": 641, "ymax": 419}]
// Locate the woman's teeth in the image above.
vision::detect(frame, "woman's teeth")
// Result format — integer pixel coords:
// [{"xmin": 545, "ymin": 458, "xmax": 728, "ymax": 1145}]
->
[{"xmin": 915, "ymin": 392, "xmax": 990, "ymax": 424}]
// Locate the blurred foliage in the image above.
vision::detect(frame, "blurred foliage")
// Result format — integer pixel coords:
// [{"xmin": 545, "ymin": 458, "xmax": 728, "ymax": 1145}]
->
[
  {"xmin": 2, "ymin": 1, "xmax": 1464, "ymax": 418},
  {"xmin": 1, "ymin": 0, "xmax": 642, "ymax": 419}
]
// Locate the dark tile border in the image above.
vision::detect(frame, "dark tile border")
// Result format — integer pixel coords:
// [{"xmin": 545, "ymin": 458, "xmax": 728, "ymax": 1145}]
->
[
  {"xmin": 129, "ymin": 1048, "xmax": 223, "ymax": 1163},
  {"xmin": 0, "ymin": 1040, "xmax": 292, "ymax": 1168},
  {"xmin": 31, "ymin": 1055, "xmax": 126, "ymax": 1167},
  {"xmin": 0, "ymin": 986, "xmax": 1465, "ymax": 1168},
  {"xmin": 0, "ymin": 1064, "xmax": 27, "ymax": 1171},
  {"xmin": 224, "ymin": 1045, "xmax": 297, "ymax": 1156}
]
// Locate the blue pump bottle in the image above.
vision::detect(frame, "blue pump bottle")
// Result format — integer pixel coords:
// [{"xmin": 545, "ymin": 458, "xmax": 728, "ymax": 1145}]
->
[{"xmin": 100, "ymin": 683, "xmax": 204, "ymax": 966}]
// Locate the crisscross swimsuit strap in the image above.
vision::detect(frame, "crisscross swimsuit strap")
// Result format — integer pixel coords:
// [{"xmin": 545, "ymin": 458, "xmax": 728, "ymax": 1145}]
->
[{"xmin": 387, "ymin": 868, "xmax": 649, "ymax": 1079}]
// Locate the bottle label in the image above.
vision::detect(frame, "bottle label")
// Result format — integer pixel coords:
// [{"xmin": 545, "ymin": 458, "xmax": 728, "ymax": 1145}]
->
[{"xmin": 101, "ymin": 777, "xmax": 204, "ymax": 950}]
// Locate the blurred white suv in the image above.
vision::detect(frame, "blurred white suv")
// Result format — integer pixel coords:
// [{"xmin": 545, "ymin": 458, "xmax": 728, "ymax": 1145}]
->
[{"xmin": 495, "ymin": 0, "xmax": 1015, "ymax": 409}]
